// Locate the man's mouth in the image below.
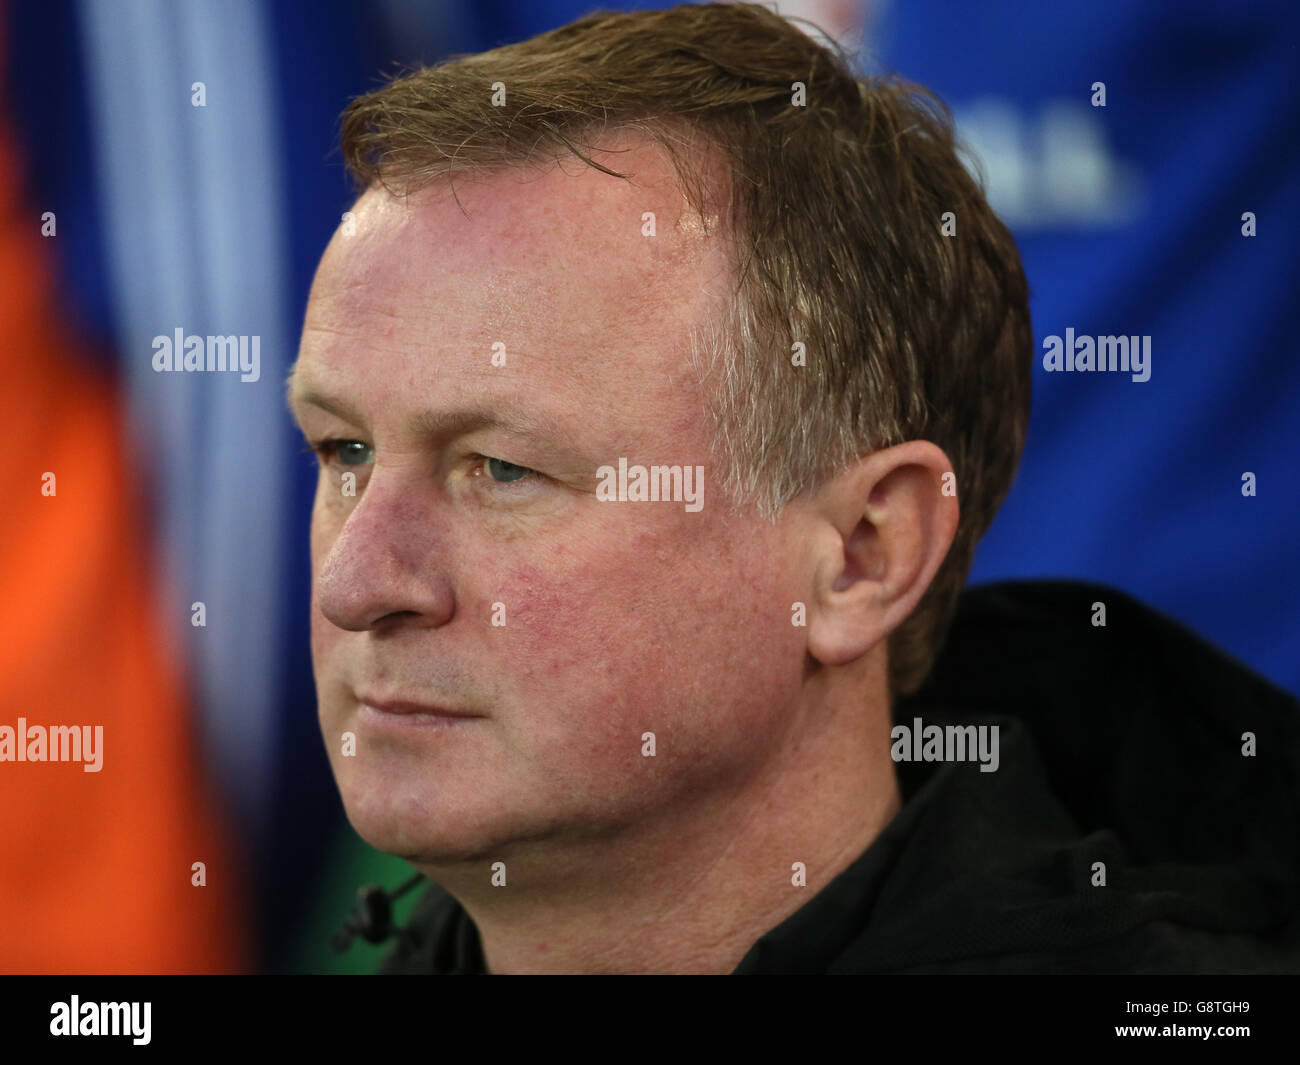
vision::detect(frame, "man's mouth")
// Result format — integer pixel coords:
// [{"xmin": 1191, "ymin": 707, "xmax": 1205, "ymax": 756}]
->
[{"xmin": 354, "ymin": 692, "xmax": 485, "ymax": 723}]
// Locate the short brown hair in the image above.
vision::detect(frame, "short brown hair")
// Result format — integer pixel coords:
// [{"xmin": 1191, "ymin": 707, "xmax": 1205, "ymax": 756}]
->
[{"xmin": 339, "ymin": 2, "xmax": 1033, "ymax": 697}]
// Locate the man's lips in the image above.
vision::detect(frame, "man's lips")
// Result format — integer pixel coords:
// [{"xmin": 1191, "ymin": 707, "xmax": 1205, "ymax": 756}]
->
[{"xmin": 355, "ymin": 694, "xmax": 484, "ymax": 720}]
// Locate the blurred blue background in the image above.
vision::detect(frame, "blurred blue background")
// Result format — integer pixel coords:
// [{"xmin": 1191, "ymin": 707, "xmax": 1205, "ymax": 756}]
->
[{"xmin": 8, "ymin": 0, "xmax": 1297, "ymax": 972}]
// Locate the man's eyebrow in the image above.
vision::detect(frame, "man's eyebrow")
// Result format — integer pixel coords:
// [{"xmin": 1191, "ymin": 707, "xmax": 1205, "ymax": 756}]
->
[
  {"xmin": 285, "ymin": 377, "xmax": 364, "ymax": 425},
  {"xmin": 285, "ymin": 373, "xmax": 567, "ymax": 444},
  {"xmin": 411, "ymin": 405, "xmax": 568, "ymax": 444}
]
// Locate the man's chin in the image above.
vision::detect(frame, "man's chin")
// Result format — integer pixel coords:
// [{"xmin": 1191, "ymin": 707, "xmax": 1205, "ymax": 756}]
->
[{"xmin": 339, "ymin": 782, "xmax": 513, "ymax": 864}]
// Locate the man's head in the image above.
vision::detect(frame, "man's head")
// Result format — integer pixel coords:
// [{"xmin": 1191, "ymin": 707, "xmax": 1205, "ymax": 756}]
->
[{"xmin": 288, "ymin": 2, "xmax": 1030, "ymax": 867}]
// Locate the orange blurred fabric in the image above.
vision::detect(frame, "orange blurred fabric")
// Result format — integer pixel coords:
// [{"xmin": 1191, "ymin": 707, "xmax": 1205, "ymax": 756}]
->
[{"xmin": 0, "ymin": 9, "xmax": 247, "ymax": 972}]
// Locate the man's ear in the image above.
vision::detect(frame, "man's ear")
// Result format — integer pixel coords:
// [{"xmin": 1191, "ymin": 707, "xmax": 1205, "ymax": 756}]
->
[{"xmin": 805, "ymin": 441, "xmax": 959, "ymax": 667}]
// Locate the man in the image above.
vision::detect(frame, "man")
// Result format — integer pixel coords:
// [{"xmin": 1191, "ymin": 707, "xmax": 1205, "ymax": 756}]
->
[{"xmin": 288, "ymin": 3, "xmax": 1298, "ymax": 974}]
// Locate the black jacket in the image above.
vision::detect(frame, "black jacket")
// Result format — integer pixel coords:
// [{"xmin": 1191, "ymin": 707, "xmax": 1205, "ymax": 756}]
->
[{"xmin": 377, "ymin": 580, "xmax": 1300, "ymax": 974}]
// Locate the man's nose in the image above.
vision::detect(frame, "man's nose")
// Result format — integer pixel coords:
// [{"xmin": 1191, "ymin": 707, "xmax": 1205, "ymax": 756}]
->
[{"xmin": 314, "ymin": 469, "xmax": 455, "ymax": 632}]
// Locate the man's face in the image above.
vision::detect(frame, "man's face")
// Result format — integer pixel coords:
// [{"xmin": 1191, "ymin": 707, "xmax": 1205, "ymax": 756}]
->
[{"xmin": 292, "ymin": 142, "xmax": 809, "ymax": 863}]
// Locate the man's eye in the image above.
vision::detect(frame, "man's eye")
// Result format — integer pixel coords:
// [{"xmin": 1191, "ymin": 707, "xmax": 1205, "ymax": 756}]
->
[
  {"xmin": 483, "ymin": 456, "xmax": 536, "ymax": 484},
  {"xmin": 313, "ymin": 439, "xmax": 373, "ymax": 466}
]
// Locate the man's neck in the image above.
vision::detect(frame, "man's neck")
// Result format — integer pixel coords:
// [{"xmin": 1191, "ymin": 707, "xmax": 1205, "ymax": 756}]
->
[{"xmin": 416, "ymin": 666, "xmax": 900, "ymax": 974}]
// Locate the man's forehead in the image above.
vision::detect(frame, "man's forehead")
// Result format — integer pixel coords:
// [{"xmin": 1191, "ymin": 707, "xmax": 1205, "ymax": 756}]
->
[
  {"xmin": 295, "ymin": 138, "xmax": 730, "ymax": 454},
  {"xmin": 302, "ymin": 140, "xmax": 730, "ymax": 408},
  {"xmin": 314, "ymin": 137, "xmax": 727, "ymax": 321}
]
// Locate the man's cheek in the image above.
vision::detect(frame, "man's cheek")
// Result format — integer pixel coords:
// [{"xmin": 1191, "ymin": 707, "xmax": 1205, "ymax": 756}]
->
[
  {"xmin": 498, "ymin": 569, "xmax": 709, "ymax": 748},
  {"xmin": 493, "ymin": 553, "xmax": 669, "ymax": 673}
]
